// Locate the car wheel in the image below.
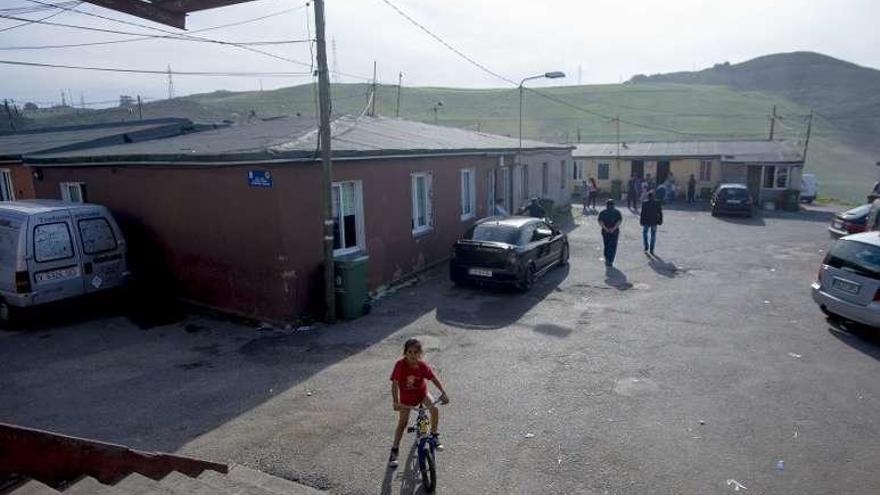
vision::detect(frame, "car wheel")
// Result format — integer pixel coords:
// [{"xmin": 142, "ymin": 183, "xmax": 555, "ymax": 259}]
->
[
  {"xmin": 0, "ymin": 300, "xmax": 17, "ymax": 329},
  {"xmin": 518, "ymin": 264, "xmax": 536, "ymax": 292},
  {"xmin": 559, "ymin": 244, "xmax": 569, "ymax": 266}
]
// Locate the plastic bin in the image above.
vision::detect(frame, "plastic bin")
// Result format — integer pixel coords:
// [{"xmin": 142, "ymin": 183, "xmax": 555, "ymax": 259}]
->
[{"xmin": 334, "ymin": 254, "xmax": 369, "ymax": 320}]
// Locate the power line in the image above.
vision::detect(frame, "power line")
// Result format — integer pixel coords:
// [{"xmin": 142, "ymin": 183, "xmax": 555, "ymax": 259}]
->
[
  {"xmin": 0, "ymin": 1, "xmax": 80, "ymax": 33},
  {"xmin": 0, "ymin": 38, "xmax": 313, "ymax": 50},
  {"xmin": 0, "ymin": 59, "xmax": 314, "ymax": 77}
]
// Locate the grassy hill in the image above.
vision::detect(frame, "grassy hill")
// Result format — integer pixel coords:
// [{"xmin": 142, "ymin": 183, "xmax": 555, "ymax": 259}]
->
[{"xmin": 9, "ymin": 52, "xmax": 875, "ymax": 203}]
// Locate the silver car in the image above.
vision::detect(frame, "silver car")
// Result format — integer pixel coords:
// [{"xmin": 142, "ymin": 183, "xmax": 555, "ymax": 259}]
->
[{"xmin": 812, "ymin": 232, "xmax": 880, "ymax": 327}]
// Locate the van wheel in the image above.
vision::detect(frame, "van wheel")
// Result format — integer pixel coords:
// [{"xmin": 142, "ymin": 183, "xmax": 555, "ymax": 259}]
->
[{"xmin": 0, "ymin": 300, "xmax": 16, "ymax": 328}]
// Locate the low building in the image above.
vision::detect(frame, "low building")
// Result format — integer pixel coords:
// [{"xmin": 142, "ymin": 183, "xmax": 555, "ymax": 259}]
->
[
  {"xmin": 573, "ymin": 140, "xmax": 805, "ymax": 206},
  {"xmin": 0, "ymin": 119, "xmax": 195, "ymax": 201},
  {"xmin": 25, "ymin": 115, "xmax": 572, "ymax": 322}
]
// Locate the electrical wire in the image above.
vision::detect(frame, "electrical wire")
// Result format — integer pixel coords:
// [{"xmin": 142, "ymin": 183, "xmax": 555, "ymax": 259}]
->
[
  {"xmin": 0, "ymin": 1, "xmax": 80, "ymax": 33},
  {"xmin": 0, "ymin": 59, "xmax": 314, "ymax": 77}
]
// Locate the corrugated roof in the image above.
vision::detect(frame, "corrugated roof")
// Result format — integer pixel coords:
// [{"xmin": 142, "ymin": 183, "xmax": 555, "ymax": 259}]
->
[
  {"xmin": 573, "ymin": 140, "xmax": 803, "ymax": 163},
  {"xmin": 0, "ymin": 118, "xmax": 192, "ymax": 158},
  {"xmin": 26, "ymin": 115, "xmax": 571, "ymax": 165}
]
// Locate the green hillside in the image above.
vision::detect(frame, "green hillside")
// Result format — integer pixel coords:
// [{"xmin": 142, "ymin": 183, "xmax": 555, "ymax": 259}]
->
[{"xmin": 11, "ymin": 52, "xmax": 874, "ymax": 203}]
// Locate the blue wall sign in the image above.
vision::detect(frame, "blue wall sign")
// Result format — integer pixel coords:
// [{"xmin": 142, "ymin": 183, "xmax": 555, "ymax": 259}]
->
[{"xmin": 248, "ymin": 170, "xmax": 273, "ymax": 187}]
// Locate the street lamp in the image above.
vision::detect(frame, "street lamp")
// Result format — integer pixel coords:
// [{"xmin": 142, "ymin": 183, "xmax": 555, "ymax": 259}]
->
[
  {"xmin": 519, "ymin": 71, "xmax": 565, "ymax": 159},
  {"xmin": 432, "ymin": 101, "xmax": 444, "ymax": 124}
]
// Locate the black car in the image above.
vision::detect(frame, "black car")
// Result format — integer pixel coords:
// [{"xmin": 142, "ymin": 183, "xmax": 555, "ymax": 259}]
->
[
  {"xmin": 450, "ymin": 216, "xmax": 568, "ymax": 291},
  {"xmin": 711, "ymin": 183, "xmax": 754, "ymax": 217}
]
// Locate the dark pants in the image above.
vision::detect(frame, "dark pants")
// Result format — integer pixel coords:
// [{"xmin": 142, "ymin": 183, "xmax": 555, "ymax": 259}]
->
[
  {"xmin": 627, "ymin": 189, "xmax": 637, "ymax": 208},
  {"xmin": 602, "ymin": 230, "xmax": 619, "ymax": 266},
  {"xmin": 588, "ymin": 192, "xmax": 597, "ymax": 209},
  {"xmin": 687, "ymin": 188, "xmax": 695, "ymax": 203}
]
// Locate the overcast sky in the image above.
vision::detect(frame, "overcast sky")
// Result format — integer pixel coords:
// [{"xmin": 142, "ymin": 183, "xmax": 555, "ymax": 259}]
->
[{"xmin": 1, "ymin": 0, "xmax": 878, "ymax": 107}]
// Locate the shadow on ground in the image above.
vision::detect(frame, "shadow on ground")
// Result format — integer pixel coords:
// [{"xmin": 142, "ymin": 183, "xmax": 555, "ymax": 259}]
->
[{"xmin": 826, "ymin": 318, "xmax": 880, "ymax": 361}]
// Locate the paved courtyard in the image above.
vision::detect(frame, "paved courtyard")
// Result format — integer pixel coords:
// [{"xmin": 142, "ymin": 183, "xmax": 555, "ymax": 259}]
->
[{"xmin": 2, "ymin": 204, "xmax": 878, "ymax": 494}]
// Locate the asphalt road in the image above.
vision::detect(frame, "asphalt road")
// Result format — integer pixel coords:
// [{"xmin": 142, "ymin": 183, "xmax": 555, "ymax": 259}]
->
[{"xmin": 2, "ymin": 203, "xmax": 879, "ymax": 494}]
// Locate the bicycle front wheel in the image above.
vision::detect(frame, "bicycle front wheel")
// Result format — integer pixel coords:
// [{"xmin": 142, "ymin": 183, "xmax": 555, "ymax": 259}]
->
[{"xmin": 419, "ymin": 447, "xmax": 436, "ymax": 493}]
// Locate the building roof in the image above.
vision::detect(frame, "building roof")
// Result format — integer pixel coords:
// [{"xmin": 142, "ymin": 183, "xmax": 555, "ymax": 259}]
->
[
  {"xmin": 573, "ymin": 140, "xmax": 803, "ymax": 163},
  {"xmin": 0, "ymin": 118, "xmax": 192, "ymax": 159},
  {"xmin": 25, "ymin": 115, "xmax": 572, "ymax": 166}
]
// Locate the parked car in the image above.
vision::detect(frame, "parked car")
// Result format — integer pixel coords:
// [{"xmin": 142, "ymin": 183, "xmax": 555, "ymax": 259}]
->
[
  {"xmin": 800, "ymin": 173, "xmax": 818, "ymax": 203},
  {"xmin": 450, "ymin": 216, "xmax": 568, "ymax": 291},
  {"xmin": 710, "ymin": 183, "xmax": 754, "ymax": 217},
  {"xmin": 0, "ymin": 200, "xmax": 129, "ymax": 325},
  {"xmin": 828, "ymin": 203, "xmax": 871, "ymax": 237},
  {"xmin": 812, "ymin": 232, "xmax": 880, "ymax": 327}
]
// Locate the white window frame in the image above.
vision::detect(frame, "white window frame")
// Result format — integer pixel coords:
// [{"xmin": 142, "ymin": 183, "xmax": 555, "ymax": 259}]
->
[
  {"xmin": 331, "ymin": 180, "xmax": 365, "ymax": 256},
  {"xmin": 460, "ymin": 168, "xmax": 476, "ymax": 221},
  {"xmin": 60, "ymin": 182, "xmax": 85, "ymax": 203},
  {"xmin": 699, "ymin": 160, "xmax": 712, "ymax": 182},
  {"xmin": 411, "ymin": 172, "xmax": 433, "ymax": 235},
  {"xmin": 763, "ymin": 165, "xmax": 790, "ymax": 190},
  {"xmin": 573, "ymin": 161, "xmax": 584, "ymax": 181},
  {"xmin": 0, "ymin": 169, "xmax": 14, "ymax": 201}
]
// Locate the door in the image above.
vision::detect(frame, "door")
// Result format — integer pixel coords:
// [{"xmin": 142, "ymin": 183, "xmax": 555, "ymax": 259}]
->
[
  {"xmin": 28, "ymin": 212, "xmax": 84, "ymax": 305},
  {"xmin": 656, "ymin": 161, "xmax": 670, "ymax": 184},
  {"xmin": 747, "ymin": 166, "xmax": 762, "ymax": 205},
  {"xmin": 75, "ymin": 211, "xmax": 125, "ymax": 294},
  {"xmin": 487, "ymin": 168, "xmax": 496, "ymax": 215},
  {"xmin": 502, "ymin": 168, "xmax": 511, "ymax": 212},
  {"xmin": 530, "ymin": 222, "xmax": 556, "ymax": 270},
  {"xmin": 631, "ymin": 160, "xmax": 645, "ymax": 179}
]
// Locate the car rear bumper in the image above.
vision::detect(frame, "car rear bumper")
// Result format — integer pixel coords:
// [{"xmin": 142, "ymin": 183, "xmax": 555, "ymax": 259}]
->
[
  {"xmin": 812, "ymin": 282, "xmax": 880, "ymax": 327},
  {"xmin": 450, "ymin": 262, "xmax": 520, "ymax": 285}
]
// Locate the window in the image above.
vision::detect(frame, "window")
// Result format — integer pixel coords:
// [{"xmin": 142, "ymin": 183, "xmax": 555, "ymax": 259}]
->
[
  {"xmin": 333, "ymin": 181, "xmax": 364, "ymax": 254},
  {"xmin": 460, "ymin": 168, "xmax": 476, "ymax": 220},
  {"xmin": 699, "ymin": 160, "xmax": 712, "ymax": 182},
  {"xmin": 763, "ymin": 165, "xmax": 790, "ymax": 189},
  {"xmin": 78, "ymin": 218, "xmax": 118, "ymax": 254},
  {"xmin": 598, "ymin": 163, "xmax": 610, "ymax": 180},
  {"xmin": 60, "ymin": 182, "xmax": 86, "ymax": 203},
  {"xmin": 541, "ymin": 162, "xmax": 549, "ymax": 196},
  {"xmin": 486, "ymin": 168, "xmax": 496, "ymax": 215},
  {"xmin": 573, "ymin": 161, "xmax": 584, "ymax": 181},
  {"xmin": 411, "ymin": 172, "xmax": 432, "ymax": 234},
  {"xmin": 0, "ymin": 170, "xmax": 14, "ymax": 201},
  {"xmin": 521, "ymin": 165, "xmax": 529, "ymax": 199},
  {"xmin": 560, "ymin": 160, "xmax": 566, "ymax": 189},
  {"xmin": 34, "ymin": 222, "xmax": 74, "ymax": 262}
]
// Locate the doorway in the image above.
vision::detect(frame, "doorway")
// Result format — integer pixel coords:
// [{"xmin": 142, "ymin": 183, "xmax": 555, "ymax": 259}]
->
[
  {"xmin": 656, "ymin": 161, "xmax": 670, "ymax": 184},
  {"xmin": 631, "ymin": 160, "xmax": 645, "ymax": 179}
]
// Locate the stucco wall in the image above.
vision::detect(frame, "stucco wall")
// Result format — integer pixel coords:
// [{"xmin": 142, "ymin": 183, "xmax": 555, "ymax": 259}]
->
[{"xmin": 513, "ymin": 150, "xmax": 572, "ymax": 209}]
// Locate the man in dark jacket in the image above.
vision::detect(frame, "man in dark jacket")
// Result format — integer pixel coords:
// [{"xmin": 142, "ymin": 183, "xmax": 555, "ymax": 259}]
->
[
  {"xmin": 640, "ymin": 191, "xmax": 663, "ymax": 255},
  {"xmin": 523, "ymin": 198, "xmax": 547, "ymax": 218},
  {"xmin": 598, "ymin": 199, "xmax": 623, "ymax": 267}
]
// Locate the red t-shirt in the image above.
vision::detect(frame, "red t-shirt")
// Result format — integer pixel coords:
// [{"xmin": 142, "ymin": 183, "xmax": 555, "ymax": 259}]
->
[{"xmin": 390, "ymin": 358, "xmax": 435, "ymax": 406}]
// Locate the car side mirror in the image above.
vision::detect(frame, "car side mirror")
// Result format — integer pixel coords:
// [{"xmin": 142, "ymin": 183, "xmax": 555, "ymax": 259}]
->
[{"xmin": 533, "ymin": 228, "xmax": 552, "ymax": 241}]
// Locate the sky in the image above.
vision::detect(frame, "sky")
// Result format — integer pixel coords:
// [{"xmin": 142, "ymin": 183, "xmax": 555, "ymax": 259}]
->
[{"xmin": 0, "ymin": 0, "xmax": 878, "ymax": 107}]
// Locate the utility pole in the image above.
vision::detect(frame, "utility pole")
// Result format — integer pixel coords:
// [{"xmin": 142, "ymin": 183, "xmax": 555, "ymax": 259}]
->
[
  {"xmin": 3, "ymin": 99, "xmax": 15, "ymax": 131},
  {"xmin": 137, "ymin": 95, "xmax": 143, "ymax": 120},
  {"xmin": 314, "ymin": 0, "xmax": 335, "ymax": 322},
  {"xmin": 61, "ymin": 91, "xmax": 66, "ymax": 107},
  {"xmin": 167, "ymin": 65, "xmax": 175, "ymax": 99},
  {"xmin": 395, "ymin": 72, "xmax": 402, "ymax": 118},
  {"xmin": 769, "ymin": 104, "xmax": 777, "ymax": 140},
  {"xmin": 369, "ymin": 61, "xmax": 377, "ymax": 117},
  {"xmin": 803, "ymin": 109, "xmax": 814, "ymax": 162},
  {"xmin": 80, "ymin": 93, "xmax": 85, "ymax": 110},
  {"xmin": 577, "ymin": 127, "xmax": 581, "ymax": 143},
  {"xmin": 615, "ymin": 114, "xmax": 621, "ymax": 181}
]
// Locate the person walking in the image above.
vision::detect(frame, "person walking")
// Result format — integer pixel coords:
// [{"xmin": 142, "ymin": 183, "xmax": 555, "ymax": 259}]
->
[
  {"xmin": 687, "ymin": 174, "xmax": 697, "ymax": 204},
  {"xmin": 640, "ymin": 191, "xmax": 663, "ymax": 255},
  {"xmin": 587, "ymin": 177, "xmax": 598, "ymax": 211},
  {"xmin": 582, "ymin": 180, "xmax": 589, "ymax": 214},
  {"xmin": 627, "ymin": 174, "xmax": 638, "ymax": 209},
  {"xmin": 598, "ymin": 198, "xmax": 623, "ymax": 267}
]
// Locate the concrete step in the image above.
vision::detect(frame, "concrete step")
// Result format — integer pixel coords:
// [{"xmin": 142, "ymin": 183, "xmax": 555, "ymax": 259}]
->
[
  {"xmin": 196, "ymin": 470, "xmax": 279, "ymax": 495},
  {"xmin": 225, "ymin": 465, "xmax": 324, "ymax": 495},
  {"xmin": 112, "ymin": 473, "xmax": 176, "ymax": 495},
  {"xmin": 63, "ymin": 476, "xmax": 122, "ymax": 495},
  {"xmin": 7, "ymin": 480, "xmax": 59, "ymax": 495},
  {"xmin": 157, "ymin": 471, "xmax": 235, "ymax": 495}
]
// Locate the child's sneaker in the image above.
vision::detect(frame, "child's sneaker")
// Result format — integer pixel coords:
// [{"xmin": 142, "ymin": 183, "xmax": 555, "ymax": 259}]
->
[
  {"xmin": 431, "ymin": 433, "xmax": 444, "ymax": 451},
  {"xmin": 388, "ymin": 447, "xmax": 399, "ymax": 468}
]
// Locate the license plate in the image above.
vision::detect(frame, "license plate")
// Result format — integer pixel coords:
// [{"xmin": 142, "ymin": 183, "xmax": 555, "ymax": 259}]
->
[
  {"xmin": 468, "ymin": 268, "xmax": 493, "ymax": 277},
  {"xmin": 832, "ymin": 278, "xmax": 860, "ymax": 295},
  {"xmin": 35, "ymin": 266, "xmax": 80, "ymax": 285},
  {"xmin": 726, "ymin": 199, "xmax": 742, "ymax": 204}
]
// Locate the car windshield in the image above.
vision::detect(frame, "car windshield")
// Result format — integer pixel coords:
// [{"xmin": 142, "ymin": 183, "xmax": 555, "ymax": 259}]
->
[
  {"xmin": 826, "ymin": 239, "xmax": 880, "ymax": 279},
  {"xmin": 720, "ymin": 188, "xmax": 749, "ymax": 199},
  {"xmin": 843, "ymin": 204, "xmax": 872, "ymax": 217},
  {"xmin": 466, "ymin": 223, "xmax": 521, "ymax": 244}
]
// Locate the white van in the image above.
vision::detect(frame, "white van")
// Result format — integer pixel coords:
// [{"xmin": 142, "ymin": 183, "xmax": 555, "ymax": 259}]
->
[
  {"xmin": 0, "ymin": 200, "xmax": 129, "ymax": 324},
  {"xmin": 801, "ymin": 173, "xmax": 818, "ymax": 203}
]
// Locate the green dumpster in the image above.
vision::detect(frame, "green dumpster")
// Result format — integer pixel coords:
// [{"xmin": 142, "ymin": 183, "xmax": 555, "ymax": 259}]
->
[
  {"xmin": 610, "ymin": 179, "xmax": 622, "ymax": 200},
  {"xmin": 334, "ymin": 254, "xmax": 369, "ymax": 320}
]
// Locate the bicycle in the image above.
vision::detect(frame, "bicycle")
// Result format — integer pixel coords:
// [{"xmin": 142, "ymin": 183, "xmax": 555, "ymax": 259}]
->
[{"xmin": 401, "ymin": 397, "xmax": 445, "ymax": 493}]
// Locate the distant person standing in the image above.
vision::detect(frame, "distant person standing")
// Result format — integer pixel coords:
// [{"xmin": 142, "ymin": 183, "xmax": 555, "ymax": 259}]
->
[
  {"xmin": 687, "ymin": 174, "xmax": 697, "ymax": 204},
  {"xmin": 598, "ymin": 199, "xmax": 623, "ymax": 267},
  {"xmin": 627, "ymin": 174, "xmax": 638, "ymax": 209},
  {"xmin": 640, "ymin": 191, "xmax": 663, "ymax": 255},
  {"xmin": 587, "ymin": 177, "xmax": 598, "ymax": 211},
  {"xmin": 581, "ymin": 180, "xmax": 589, "ymax": 213}
]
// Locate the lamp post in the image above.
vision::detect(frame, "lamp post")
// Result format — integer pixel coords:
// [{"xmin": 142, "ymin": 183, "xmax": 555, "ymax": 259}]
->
[
  {"xmin": 432, "ymin": 101, "xmax": 444, "ymax": 125},
  {"xmin": 518, "ymin": 71, "xmax": 565, "ymax": 161}
]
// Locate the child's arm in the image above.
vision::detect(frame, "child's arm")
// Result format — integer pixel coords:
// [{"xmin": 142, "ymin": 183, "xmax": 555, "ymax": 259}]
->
[
  {"xmin": 430, "ymin": 377, "xmax": 450, "ymax": 404},
  {"xmin": 391, "ymin": 381, "xmax": 402, "ymax": 410}
]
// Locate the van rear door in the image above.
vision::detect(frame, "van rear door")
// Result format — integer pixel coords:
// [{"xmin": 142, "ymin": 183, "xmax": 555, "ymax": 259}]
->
[
  {"xmin": 0, "ymin": 213, "xmax": 25, "ymax": 296},
  {"xmin": 73, "ymin": 208, "xmax": 126, "ymax": 293},
  {"xmin": 28, "ymin": 210, "xmax": 84, "ymax": 305}
]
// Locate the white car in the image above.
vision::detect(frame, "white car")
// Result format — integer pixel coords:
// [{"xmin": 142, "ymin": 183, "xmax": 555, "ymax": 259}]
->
[{"xmin": 812, "ymin": 231, "xmax": 880, "ymax": 327}]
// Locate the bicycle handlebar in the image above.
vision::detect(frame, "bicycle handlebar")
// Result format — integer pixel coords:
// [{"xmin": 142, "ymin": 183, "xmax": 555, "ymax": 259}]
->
[{"xmin": 397, "ymin": 396, "xmax": 447, "ymax": 410}]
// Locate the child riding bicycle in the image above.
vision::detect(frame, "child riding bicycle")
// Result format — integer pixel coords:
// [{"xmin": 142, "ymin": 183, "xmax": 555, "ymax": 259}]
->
[{"xmin": 388, "ymin": 338, "xmax": 450, "ymax": 468}]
